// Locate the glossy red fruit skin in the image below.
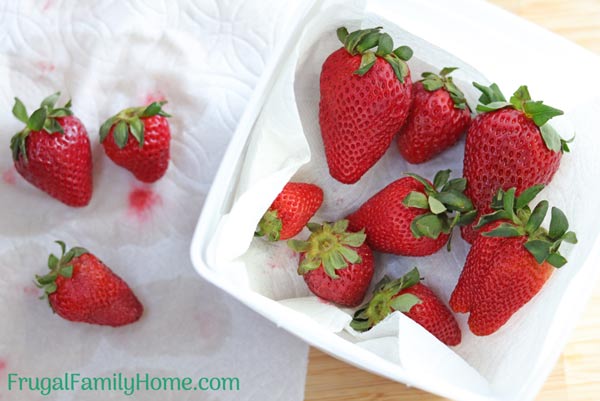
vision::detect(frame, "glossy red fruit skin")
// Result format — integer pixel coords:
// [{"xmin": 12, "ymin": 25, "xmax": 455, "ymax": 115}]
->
[
  {"xmin": 399, "ymin": 283, "xmax": 461, "ymax": 346},
  {"xmin": 450, "ymin": 225, "xmax": 553, "ymax": 336},
  {"xmin": 397, "ymin": 82, "xmax": 471, "ymax": 164},
  {"xmin": 14, "ymin": 116, "xmax": 92, "ymax": 207},
  {"xmin": 347, "ymin": 177, "xmax": 449, "ymax": 256},
  {"xmin": 271, "ymin": 183, "xmax": 324, "ymax": 240},
  {"xmin": 49, "ymin": 253, "xmax": 143, "ymax": 327},
  {"xmin": 303, "ymin": 243, "xmax": 374, "ymax": 307},
  {"xmin": 319, "ymin": 48, "xmax": 413, "ymax": 184},
  {"xmin": 461, "ymin": 108, "xmax": 561, "ymax": 243},
  {"xmin": 102, "ymin": 115, "xmax": 170, "ymax": 183}
]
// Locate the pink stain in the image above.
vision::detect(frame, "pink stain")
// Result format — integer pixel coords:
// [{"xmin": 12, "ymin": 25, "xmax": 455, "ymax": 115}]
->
[
  {"xmin": 2, "ymin": 169, "xmax": 16, "ymax": 185},
  {"xmin": 35, "ymin": 61, "xmax": 55, "ymax": 74},
  {"xmin": 128, "ymin": 186, "xmax": 161, "ymax": 220},
  {"xmin": 144, "ymin": 90, "xmax": 166, "ymax": 105},
  {"xmin": 42, "ymin": 0, "xmax": 54, "ymax": 11},
  {"xmin": 23, "ymin": 286, "xmax": 38, "ymax": 297},
  {"xmin": 0, "ymin": 359, "xmax": 6, "ymax": 371}
]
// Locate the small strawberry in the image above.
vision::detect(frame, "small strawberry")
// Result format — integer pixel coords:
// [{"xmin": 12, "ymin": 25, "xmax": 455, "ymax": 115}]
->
[
  {"xmin": 9, "ymin": 93, "xmax": 93, "ymax": 207},
  {"xmin": 397, "ymin": 67, "xmax": 471, "ymax": 164},
  {"xmin": 351, "ymin": 268, "xmax": 461, "ymax": 346},
  {"xmin": 450, "ymin": 185, "xmax": 577, "ymax": 335},
  {"xmin": 347, "ymin": 170, "xmax": 476, "ymax": 256},
  {"xmin": 36, "ymin": 241, "xmax": 143, "ymax": 327},
  {"xmin": 288, "ymin": 220, "xmax": 374, "ymax": 307},
  {"xmin": 100, "ymin": 101, "xmax": 171, "ymax": 183},
  {"xmin": 461, "ymin": 83, "xmax": 572, "ymax": 244},
  {"xmin": 256, "ymin": 182, "xmax": 324, "ymax": 241},
  {"xmin": 319, "ymin": 26, "xmax": 414, "ymax": 184}
]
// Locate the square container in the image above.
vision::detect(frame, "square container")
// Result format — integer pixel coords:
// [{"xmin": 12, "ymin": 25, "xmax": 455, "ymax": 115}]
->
[{"xmin": 191, "ymin": 1, "xmax": 600, "ymax": 400}]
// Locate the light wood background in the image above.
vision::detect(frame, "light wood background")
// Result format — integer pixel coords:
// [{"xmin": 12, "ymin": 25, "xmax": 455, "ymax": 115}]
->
[{"xmin": 305, "ymin": 1, "xmax": 600, "ymax": 400}]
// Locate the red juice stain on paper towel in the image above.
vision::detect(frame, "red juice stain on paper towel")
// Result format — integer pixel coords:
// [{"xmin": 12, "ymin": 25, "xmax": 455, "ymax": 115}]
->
[
  {"xmin": 128, "ymin": 186, "xmax": 161, "ymax": 220},
  {"xmin": 2, "ymin": 170, "xmax": 16, "ymax": 185},
  {"xmin": 42, "ymin": 0, "xmax": 54, "ymax": 11},
  {"xmin": 0, "ymin": 359, "xmax": 6, "ymax": 371},
  {"xmin": 35, "ymin": 61, "xmax": 55, "ymax": 74},
  {"xmin": 144, "ymin": 91, "xmax": 166, "ymax": 105},
  {"xmin": 23, "ymin": 286, "xmax": 38, "ymax": 297}
]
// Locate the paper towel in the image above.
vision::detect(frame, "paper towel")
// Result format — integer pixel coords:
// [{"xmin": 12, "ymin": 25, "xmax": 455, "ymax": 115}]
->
[
  {"xmin": 0, "ymin": 1, "xmax": 311, "ymax": 400},
  {"xmin": 209, "ymin": 0, "xmax": 600, "ymax": 400}
]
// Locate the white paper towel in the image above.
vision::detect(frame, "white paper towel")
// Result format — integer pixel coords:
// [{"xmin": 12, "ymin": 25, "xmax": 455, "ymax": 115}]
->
[
  {"xmin": 210, "ymin": 1, "xmax": 600, "ymax": 400},
  {"xmin": 0, "ymin": 1, "xmax": 311, "ymax": 400}
]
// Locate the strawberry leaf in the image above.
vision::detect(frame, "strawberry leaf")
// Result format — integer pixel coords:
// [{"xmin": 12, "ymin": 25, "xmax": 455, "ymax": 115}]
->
[
  {"xmin": 473, "ymin": 82, "xmax": 506, "ymax": 104},
  {"xmin": 540, "ymin": 123, "xmax": 562, "ymax": 152},
  {"xmin": 482, "ymin": 223, "xmax": 524, "ymax": 237},
  {"xmin": 402, "ymin": 191, "xmax": 428, "ymax": 209},
  {"xmin": 356, "ymin": 32, "xmax": 380, "ymax": 54},
  {"xmin": 524, "ymin": 200, "xmax": 549, "ymax": 234},
  {"xmin": 428, "ymin": 195, "xmax": 447, "ymax": 214},
  {"xmin": 524, "ymin": 239, "xmax": 551, "ymax": 264},
  {"xmin": 433, "ymin": 169, "xmax": 451, "ymax": 189},
  {"xmin": 41, "ymin": 92, "xmax": 60, "ymax": 110},
  {"xmin": 411, "ymin": 214, "xmax": 443, "ymax": 239},
  {"xmin": 336, "ymin": 27, "xmax": 349, "ymax": 44},
  {"xmin": 523, "ymin": 101, "xmax": 563, "ymax": 127},
  {"xmin": 547, "ymin": 252, "xmax": 567, "ymax": 268},
  {"xmin": 355, "ymin": 52, "xmax": 377, "ymax": 76},
  {"xmin": 114, "ymin": 121, "xmax": 129, "ymax": 149},
  {"xmin": 548, "ymin": 207, "xmax": 568, "ymax": 239},
  {"xmin": 129, "ymin": 117, "xmax": 145, "ymax": 148},
  {"xmin": 562, "ymin": 231, "xmax": 578, "ymax": 244},
  {"xmin": 442, "ymin": 178, "xmax": 467, "ymax": 192},
  {"xmin": 99, "ymin": 117, "xmax": 115, "ymax": 143},
  {"xmin": 47, "ymin": 254, "xmax": 59, "ymax": 270},
  {"xmin": 515, "ymin": 184, "xmax": 545, "ymax": 209},
  {"xmin": 393, "ymin": 46, "xmax": 413, "ymax": 61},
  {"xmin": 59, "ymin": 265, "xmax": 74, "ymax": 278},
  {"xmin": 12, "ymin": 98, "xmax": 28, "ymax": 123},
  {"xmin": 390, "ymin": 293, "xmax": 420, "ymax": 312},
  {"xmin": 28, "ymin": 107, "xmax": 47, "ymax": 131}
]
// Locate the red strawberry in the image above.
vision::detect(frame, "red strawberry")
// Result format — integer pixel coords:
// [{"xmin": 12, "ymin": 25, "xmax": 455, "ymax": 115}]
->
[
  {"xmin": 319, "ymin": 27, "xmax": 414, "ymax": 184},
  {"xmin": 397, "ymin": 67, "xmax": 471, "ymax": 163},
  {"xmin": 288, "ymin": 220, "xmax": 374, "ymax": 307},
  {"xmin": 9, "ymin": 93, "xmax": 93, "ymax": 207},
  {"xmin": 36, "ymin": 241, "xmax": 143, "ymax": 327},
  {"xmin": 450, "ymin": 186, "xmax": 577, "ymax": 335},
  {"xmin": 461, "ymin": 84, "xmax": 570, "ymax": 244},
  {"xmin": 100, "ymin": 101, "xmax": 171, "ymax": 183},
  {"xmin": 256, "ymin": 182, "xmax": 324, "ymax": 241},
  {"xmin": 351, "ymin": 268, "xmax": 461, "ymax": 346},
  {"xmin": 347, "ymin": 170, "xmax": 476, "ymax": 256}
]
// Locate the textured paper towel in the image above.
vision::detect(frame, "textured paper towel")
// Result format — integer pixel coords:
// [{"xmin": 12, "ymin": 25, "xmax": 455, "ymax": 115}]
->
[
  {"xmin": 212, "ymin": 0, "xmax": 600, "ymax": 400},
  {"xmin": 0, "ymin": 1, "xmax": 310, "ymax": 400}
]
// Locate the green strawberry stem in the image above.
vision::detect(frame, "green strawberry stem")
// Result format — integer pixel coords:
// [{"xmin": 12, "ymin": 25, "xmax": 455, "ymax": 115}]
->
[
  {"xmin": 474, "ymin": 185, "xmax": 577, "ymax": 267},
  {"xmin": 35, "ymin": 241, "xmax": 88, "ymax": 299},
  {"xmin": 402, "ymin": 169, "xmax": 476, "ymax": 249},
  {"xmin": 350, "ymin": 267, "xmax": 422, "ymax": 332},
  {"xmin": 255, "ymin": 210, "xmax": 283, "ymax": 241},
  {"xmin": 420, "ymin": 67, "xmax": 469, "ymax": 110},
  {"xmin": 472, "ymin": 82, "xmax": 572, "ymax": 153},
  {"xmin": 288, "ymin": 220, "xmax": 366, "ymax": 279},
  {"xmin": 336, "ymin": 26, "xmax": 412, "ymax": 83},
  {"xmin": 99, "ymin": 101, "xmax": 171, "ymax": 149},
  {"xmin": 10, "ymin": 93, "xmax": 74, "ymax": 162}
]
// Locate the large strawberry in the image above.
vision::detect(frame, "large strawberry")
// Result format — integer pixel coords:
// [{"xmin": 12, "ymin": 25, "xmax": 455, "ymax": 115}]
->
[
  {"xmin": 288, "ymin": 220, "xmax": 373, "ymax": 307},
  {"xmin": 319, "ymin": 26, "xmax": 414, "ymax": 184},
  {"xmin": 450, "ymin": 185, "xmax": 577, "ymax": 335},
  {"xmin": 9, "ymin": 93, "xmax": 93, "ymax": 207},
  {"xmin": 256, "ymin": 182, "xmax": 324, "ymax": 241},
  {"xmin": 347, "ymin": 170, "xmax": 476, "ymax": 256},
  {"xmin": 461, "ymin": 84, "xmax": 571, "ymax": 243},
  {"xmin": 351, "ymin": 268, "xmax": 461, "ymax": 346},
  {"xmin": 100, "ymin": 101, "xmax": 171, "ymax": 183},
  {"xmin": 36, "ymin": 241, "xmax": 143, "ymax": 327},
  {"xmin": 397, "ymin": 67, "xmax": 471, "ymax": 164}
]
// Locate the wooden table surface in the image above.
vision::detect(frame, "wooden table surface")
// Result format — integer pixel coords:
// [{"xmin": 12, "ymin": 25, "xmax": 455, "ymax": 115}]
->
[{"xmin": 305, "ymin": 1, "xmax": 600, "ymax": 400}]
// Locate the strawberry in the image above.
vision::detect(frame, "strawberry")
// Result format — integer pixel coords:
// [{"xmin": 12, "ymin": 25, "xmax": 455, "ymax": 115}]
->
[
  {"xmin": 351, "ymin": 268, "xmax": 461, "ymax": 346},
  {"xmin": 9, "ymin": 93, "xmax": 93, "ymax": 207},
  {"xmin": 288, "ymin": 220, "xmax": 374, "ymax": 307},
  {"xmin": 347, "ymin": 170, "xmax": 476, "ymax": 256},
  {"xmin": 100, "ymin": 101, "xmax": 171, "ymax": 183},
  {"xmin": 36, "ymin": 241, "xmax": 143, "ymax": 327},
  {"xmin": 256, "ymin": 182, "xmax": 324, "ymax": 241},
  {"xmin": 397, "ymin": 67, "xmax": 471, "ymax": 164},
  {"xmin": 461, "ymin": 83, "xmax": 571, "ymax": 244},
  {"xmin": 450, "ymin": 185, "xmax": 577, "ymax": 335},
  {"xmin": 319, "ymin": 26, "xmax": 414, "ymax": 184}
]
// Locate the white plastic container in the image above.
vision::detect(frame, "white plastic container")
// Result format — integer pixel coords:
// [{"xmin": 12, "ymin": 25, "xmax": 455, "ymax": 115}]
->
[{"xmin": 190, "ymin": 1, "xmax": 600, "ymax": 400}]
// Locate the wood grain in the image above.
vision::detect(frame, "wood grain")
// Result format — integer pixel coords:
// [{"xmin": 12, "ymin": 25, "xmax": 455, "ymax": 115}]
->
[{"xmin": 305, "ymin": 1, "xmax": 600, "ymax": 400}]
